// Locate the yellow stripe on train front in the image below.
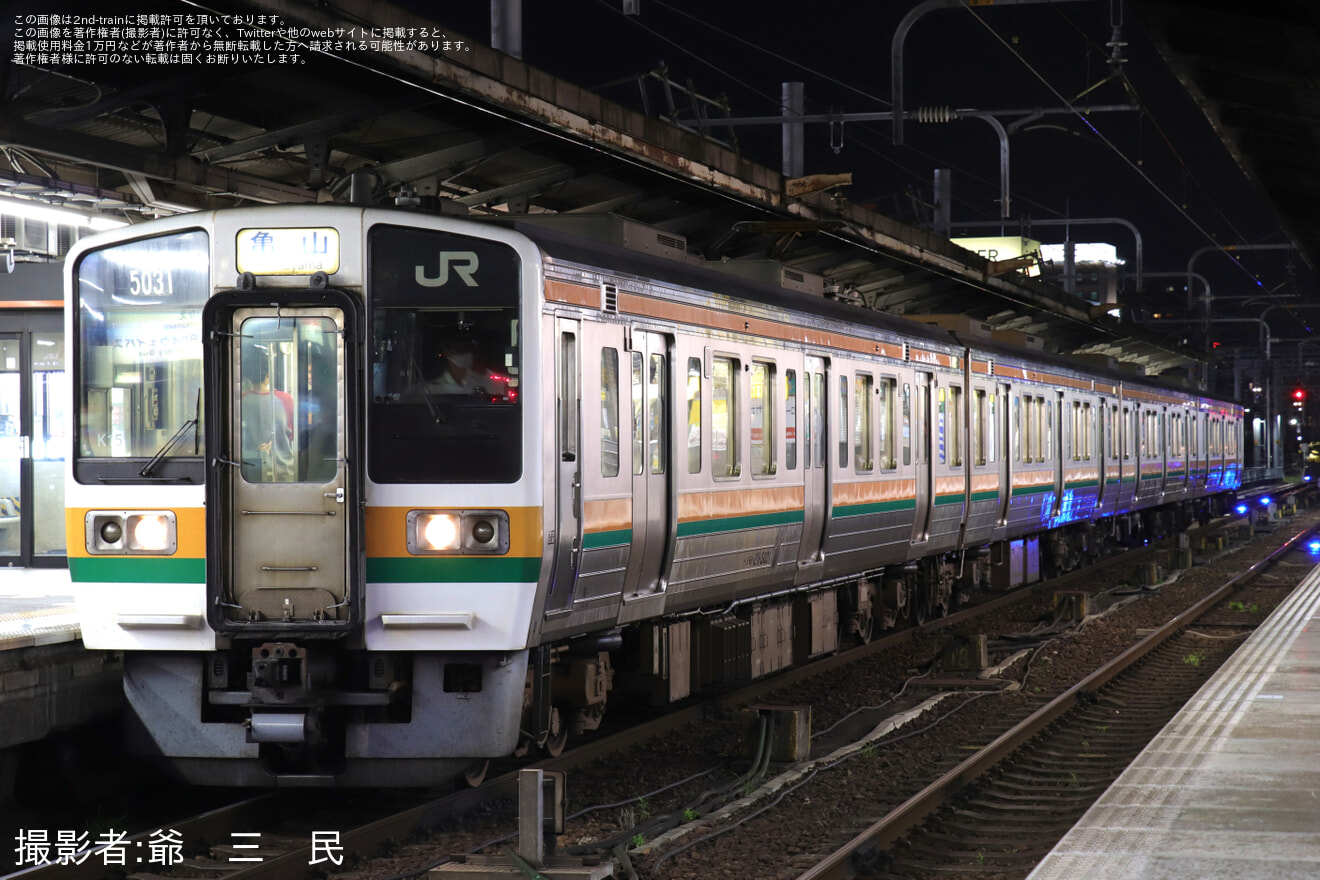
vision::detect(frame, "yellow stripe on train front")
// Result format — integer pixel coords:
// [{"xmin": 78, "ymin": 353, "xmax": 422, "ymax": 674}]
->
[
  {"xmin": 64, "ymin": 507, "xmax": 205, "ymax": 559},
  {"xmin": 365, "ymin": 506, "xmax": 542, "ymax": 558}
]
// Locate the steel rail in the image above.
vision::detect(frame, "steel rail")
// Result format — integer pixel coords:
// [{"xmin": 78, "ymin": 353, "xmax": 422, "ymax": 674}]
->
[{"xmin": 796, "ymin": 517, "xmax": 1320, "ymax": 880}]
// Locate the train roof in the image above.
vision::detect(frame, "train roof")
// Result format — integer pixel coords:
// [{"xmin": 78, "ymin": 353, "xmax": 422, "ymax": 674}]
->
[
  {"xmin": 495, "ymin": 216, "xmax": 1234, "ymax": 407},
  {"xmin": 492, "ymin": 217, "xmax": 962, "ymax": 352}
]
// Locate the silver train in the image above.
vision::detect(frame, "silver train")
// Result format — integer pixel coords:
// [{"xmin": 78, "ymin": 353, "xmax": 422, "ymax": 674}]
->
[{"xmin": 65, "ymin": 205, "xmax": 1243, "ymax": 786}]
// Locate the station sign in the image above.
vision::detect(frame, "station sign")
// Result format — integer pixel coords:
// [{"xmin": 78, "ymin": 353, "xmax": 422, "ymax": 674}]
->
[{"xmin": 950, "ymin": 236, "xmax": 1042, "ymax": 276}]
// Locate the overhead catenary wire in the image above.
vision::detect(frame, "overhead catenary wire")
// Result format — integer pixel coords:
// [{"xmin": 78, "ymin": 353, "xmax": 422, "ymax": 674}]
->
[
  {"xmin": 960, "ymin": 0, "xmax": 1269, "ymax": 292},
  {"xmin": 594, "ymin": 0, "xmax": 1089, "ymax": 225}
]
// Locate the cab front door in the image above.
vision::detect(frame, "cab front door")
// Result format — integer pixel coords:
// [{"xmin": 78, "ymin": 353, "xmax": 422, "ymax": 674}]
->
[{"xmin": 205, "ymin": 294, "xmax": 361, "ymax": 633}]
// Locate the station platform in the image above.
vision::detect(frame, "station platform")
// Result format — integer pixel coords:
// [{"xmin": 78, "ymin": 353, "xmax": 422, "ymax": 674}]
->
[
  {"xmin": 1029, "ymin": 560, "xmax": 1320, "ymax": 879},
  {"xmin": 0, "ymin": 566, "xmax": 121, "ymax": 766},
  {"xmin": 0, "ymin": 565, "xmax": 79, "ymax": 650}
]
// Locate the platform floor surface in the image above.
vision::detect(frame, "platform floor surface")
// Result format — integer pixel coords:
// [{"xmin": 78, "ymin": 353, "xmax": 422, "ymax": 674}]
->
[
  {"xmin": 1028, "ymin": 560, "xmax": 1320, "ymax": 879},
  {"xmin": 0, "ymin": 565, "xmax": 78, "ymax": 650}
]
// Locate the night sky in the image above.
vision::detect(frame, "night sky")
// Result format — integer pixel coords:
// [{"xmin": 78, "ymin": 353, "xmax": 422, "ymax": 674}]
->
[{"xmin": 435, "ymin": 1, "xmax": 1301, "ymax": 325}]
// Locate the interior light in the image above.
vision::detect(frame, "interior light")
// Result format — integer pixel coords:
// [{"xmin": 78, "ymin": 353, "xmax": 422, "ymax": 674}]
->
[{"xmin": 0, "ymin": 195, "xmax": 128, "ymax": 229}]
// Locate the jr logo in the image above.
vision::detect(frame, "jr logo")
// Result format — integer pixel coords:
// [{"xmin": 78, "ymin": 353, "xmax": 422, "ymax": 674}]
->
[{"xmin": 415, "ymin": 250, "xmax": 479, "ymax": 287}]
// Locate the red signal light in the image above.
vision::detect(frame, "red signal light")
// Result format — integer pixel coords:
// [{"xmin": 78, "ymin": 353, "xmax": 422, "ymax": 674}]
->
[{"xmin": 1295, "ymin": 389, "xmax": 1306, "ymax": 401}]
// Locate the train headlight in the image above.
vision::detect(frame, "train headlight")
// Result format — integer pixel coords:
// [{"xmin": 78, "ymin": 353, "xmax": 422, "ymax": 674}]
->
[
  {"xmin": 419, "ymin": 514, "xmax": 461, "ymax": 552},
  {"xmin": 128, "ymin": 514, "xmax": 173, "ymax": 552},
  {"xmin": 407, "ymin": 510, "xmax": 509, "ymax": 555},
  {"xmin": 86, "ymin": 510, "xmax": 177, "ymax": 555}
]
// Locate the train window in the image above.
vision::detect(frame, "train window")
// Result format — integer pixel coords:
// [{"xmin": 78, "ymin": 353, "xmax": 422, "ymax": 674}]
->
[
  {"xmin": 1070, "ymin": 402, "xmax": 1080, "ymax": 462},
  {"xmin": 1042, "ymin": 397, "xmax": 1052, "ymax": 463},
  {"xmin": 712, "ymin": 356, "xmax": 740, "ymax": 478},
  {"xmin": 1083, "ymin": 402, "xmax": 1093, "ymax": 461},
  {"xmin": 814, "ymin": 373, "xmax": 827, "ymax": 470},
  {"xmin": 972, "ymin": 389, "xmax": 985, "ymax": 467},
  {"xmin": 649, "ymin": 354, "xmax": 666, "ymax": 475},
  {"xmin": 601, "ymin": 348, "xmax": 620, "ymax": 478},
  {"xmin": 880, "ymin": 378, "xmax": 897, "ymax": 469},
  {"xmin": 1026, "ymin": 396, "xmax": 1037, "ymax": 463},
  {"xmin": 751, "ymin": 362, "xmax": 775, "ymax": 476},
  {"xmin": 1122, "ymin": 406, "xmax": 1132, "ymax": 460},
  {"xmin": 238, "ymin": 317, "xmax": 339, "ymax": 484},
  {"xmin": 901, "ymin": 383, "xmax": 911, "ymax": 467},
  {"xmin": 987, "ymin": 390, "xmax": 997, "ymax": 464},
  {"xmin": 1030, "ymin": 396, "xmax": 1042, "ymax": 463},
  {"xmin": 838, "ymin": 375, "xmax": 849, "ymax": 468},
  {"xmin": 1027, "ymin": 396, "xmax": 1036, "ymax": 463},
  {"xmin": 368, "ymin": 225, "xmax": 522, "ymax": 483},
  {"xmin": 687, "ymin": 357, "xmax": 702, "ymax": 474},
  {"xmin": 1108, "ymin": 404, "xmax": 1117, "ymax": 459},
  {"xmin": 560, "ymin": 333, "xmax": 578, "ymax": 463},
  {"xmin": 1013, "ymin": 395, "xmax": 1022, "ymax": 463},
  {"xmin": 632, "ymin": 352, "xmax": 644, "ymax": 476},
  {"xmin": 74, "ymin": 230, "xmax": 209, "ymax": 471},
  {"xmin": 785, "ymin": 370, "xmax": 797, "ymax": 471},
  {"xmin": 854, "ymin": 373, "xmax": 873, "ymax": 473},
  {"xmin": 935, "ymin": 387, "xmax": 945, "ymax": 465},
  {"xmin": 948, "ymin": 386, "xmax": 962, "ymax": 467}
]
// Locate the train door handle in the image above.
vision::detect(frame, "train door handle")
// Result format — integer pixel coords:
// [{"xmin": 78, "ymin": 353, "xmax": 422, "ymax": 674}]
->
[{"xmin": 324, "ymin": 488, "xmax": 345, "ymax": 503}]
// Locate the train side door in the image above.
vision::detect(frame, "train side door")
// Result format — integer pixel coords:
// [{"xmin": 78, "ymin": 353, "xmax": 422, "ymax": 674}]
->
[
  {"xmin": 207, "ymin": 301, "xmax": 358, "ymax": 632},
  {"xmin": 1096, "ymin": 400, "xmax": 1108, "ymax": 506},
  {"xmin": 798, "ymin": 356, "xmax": 828, "ymax": 568},
  {"xmin": 1052, "ymin": 392, "xmax": 1065, "ymax": 518},
  {"xmin": 912, "ymin": 371, "xmax": 933, "ymax": 543},
  {"xmin": 624, "ymin": 330, "xmax": 671, "ymax": 599},
  {"xmin": 546, "ymin": 318, "xmax": 582, "ymax": 615},
  {"xmin": 998, "ymin": 383, "xmax": 1011, "ymax": 526}
]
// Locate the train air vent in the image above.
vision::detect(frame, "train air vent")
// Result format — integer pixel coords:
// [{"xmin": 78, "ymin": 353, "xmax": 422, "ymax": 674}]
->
[
  {"xmin": 702, "ymin": 259, "xmax": 824, "ymax": 296},
  {"xmin": 602, "ymin": 284, "xmax": 619, "ymax": 313},
  {"xmin": 504, "ymin": 215, "xmax": 699, "ymax": 265}
]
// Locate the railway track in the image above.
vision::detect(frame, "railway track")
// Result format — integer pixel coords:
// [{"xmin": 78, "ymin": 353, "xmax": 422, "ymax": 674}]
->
[
  {"xmin": 2, "ymin": 500, "xmax": 1305, "ymax": 880},
  {"xmin": 798, "ymin": 510, "xmax": 1320, "ymax": 880}
]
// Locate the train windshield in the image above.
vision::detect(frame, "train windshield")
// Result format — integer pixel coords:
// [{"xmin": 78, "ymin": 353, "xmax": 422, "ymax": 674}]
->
[
  {"xmin": 73, "ymin": 230, "xmax": 209, "ymax": 464},
  {"xmin": 368, "ymin": 225, "xmax": 522, "ymax": 483}
]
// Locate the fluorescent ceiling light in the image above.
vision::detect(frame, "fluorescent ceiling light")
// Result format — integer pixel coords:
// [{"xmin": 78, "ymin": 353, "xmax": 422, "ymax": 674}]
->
[{"xmin": 0, "ymin": 195, "xmax": 128, "ymax": 230}]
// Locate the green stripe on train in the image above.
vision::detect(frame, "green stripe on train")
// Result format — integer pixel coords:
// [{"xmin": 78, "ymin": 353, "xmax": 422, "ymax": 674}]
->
[
  {"xmin": 69, "ymin": 557, "xmax": 207, "ymax": 583},
  {"xmin": 583, "ymin": 528, "xmax": 632, "ymax": 550},
  {"xmin": 833, "ymin": 499, "xmax": 916, "ymax": 517},
  {"xmin": 677, "ymin": 509, "xmax": 804, "ymax": 537},
  {"xmin": 367, "ymin": 556, "xmax": 542, "ymax": 583}
]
